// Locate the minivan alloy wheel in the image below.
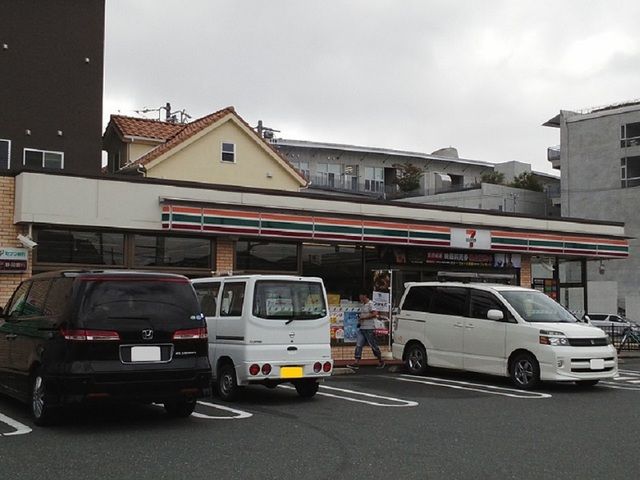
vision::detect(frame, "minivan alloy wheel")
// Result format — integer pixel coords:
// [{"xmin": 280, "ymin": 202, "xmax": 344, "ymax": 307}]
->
[
  {"xmin": 514, "ymin": 360, "xmax": 534, "ymax": 385},
  {"xmin": 510, "ymin": 353, "xmax": 540, "ymax": 390},
  {"xmin": 405, "ymin": 344, "xmax": 428, "ymax": 375}
]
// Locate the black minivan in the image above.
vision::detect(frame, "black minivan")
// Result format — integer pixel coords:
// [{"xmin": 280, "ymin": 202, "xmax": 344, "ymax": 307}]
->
[{"xmin": 0, "ymin": 270, "xmax": 211, "ymax": 425}]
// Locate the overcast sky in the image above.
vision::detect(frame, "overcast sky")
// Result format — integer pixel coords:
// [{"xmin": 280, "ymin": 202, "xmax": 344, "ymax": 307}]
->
[{"xmin": 104, "ymin": 0, "xmax": 640, "ymax": 174}]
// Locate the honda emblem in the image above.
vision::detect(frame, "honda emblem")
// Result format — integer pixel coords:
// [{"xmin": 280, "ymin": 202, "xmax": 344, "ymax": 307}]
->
[{"xmin": 141, "ymin": 329, "xmax": 154, "ymax": 340}]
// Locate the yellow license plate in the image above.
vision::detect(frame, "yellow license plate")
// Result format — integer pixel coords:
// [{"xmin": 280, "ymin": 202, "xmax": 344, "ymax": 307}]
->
[{"xmin": 280, "ymin": 366, "xmax": 304, "ymax": 379}]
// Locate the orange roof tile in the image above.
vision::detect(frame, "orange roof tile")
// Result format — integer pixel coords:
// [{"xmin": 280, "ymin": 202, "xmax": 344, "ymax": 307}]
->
[{"xmin": 110, "ymin": 115, "xmax": 185, "ymax": 141}]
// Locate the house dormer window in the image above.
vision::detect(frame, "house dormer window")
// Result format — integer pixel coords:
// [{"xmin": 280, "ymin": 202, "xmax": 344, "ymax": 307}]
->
[
  {"xmin": 221, "ymin": 142, "xmax": 235, "ymax": 163},
  {"xmin": 0, "ymin": 139, "xmax": 10, "ymax": 169},
  {"xmin": 23, "ymin": 148, "xmax": 64, "ymax": 169}
]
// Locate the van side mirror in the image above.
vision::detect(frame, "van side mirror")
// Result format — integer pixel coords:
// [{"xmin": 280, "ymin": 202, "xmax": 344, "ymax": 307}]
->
[
  {"xmin": 487, "ymin": 309, "xmax": 504, "ymax": 321},
  {"xmin": 392, "ymin": 307, "xmax": 399, "ymax": 315},
  {"xmin": 583, "ymin": 315, "xmax": 591, "ymax": 323}
]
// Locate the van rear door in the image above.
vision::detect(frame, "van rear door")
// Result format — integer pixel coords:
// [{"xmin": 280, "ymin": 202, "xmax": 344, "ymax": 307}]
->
[{"xmin": 249, "ymin": 280, "xmax": 329, "ymax": 356}]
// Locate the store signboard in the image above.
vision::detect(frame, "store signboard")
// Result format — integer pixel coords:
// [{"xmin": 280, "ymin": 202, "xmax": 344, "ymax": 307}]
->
[
  {"xmin": 0, "ymin": 247, "xmax": 28, "ymax": 273},
  {"xmin": 450, "ymin": 228, "xmax": 491, "ymax": 250}
]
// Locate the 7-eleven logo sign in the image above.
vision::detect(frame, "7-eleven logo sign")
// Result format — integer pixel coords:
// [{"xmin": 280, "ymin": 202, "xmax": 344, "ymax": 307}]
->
[{"xmin": 466, "ymin": 229, "xmax": 477, "ymax": 248}]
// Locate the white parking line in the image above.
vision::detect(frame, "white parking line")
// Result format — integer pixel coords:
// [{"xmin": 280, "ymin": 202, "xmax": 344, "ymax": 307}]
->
[
  {"xmin": 192, "ymin": 401, "xmax": 253, "ymax": 420},
  {"xmin": 279, "ymin": 384, "xmax": 418, "ymax": 407},
  {"xmin": 0, "ymin": 412, "xmax": 32, "ymax": 436},
  {"xmin": 396, "ymin": 375, "xmax": 552, "ymax": 399},
  {"xmin": 600, "ymin": 382, "xmax": 640, "ymax": 391}
]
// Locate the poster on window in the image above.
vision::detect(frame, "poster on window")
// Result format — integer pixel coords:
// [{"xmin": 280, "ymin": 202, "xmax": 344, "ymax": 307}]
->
[
  {"xmin": 343, "ymin": 311, "xmax": 359, "ymax": 343},
  {"xmin": 372, "ymin": 270, "xmax": 392, "ymax": 336}
]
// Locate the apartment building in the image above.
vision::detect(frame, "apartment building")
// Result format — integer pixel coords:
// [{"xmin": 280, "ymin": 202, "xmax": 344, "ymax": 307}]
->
[{"xmin": 544, "ymin": 100, "xmax": 640, "ymax": 318}]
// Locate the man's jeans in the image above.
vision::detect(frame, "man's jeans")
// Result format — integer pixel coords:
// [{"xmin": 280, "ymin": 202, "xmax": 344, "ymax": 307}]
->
[{"xmin": 354, "ymin": 328, "xmax": 382, "ymax": 360}]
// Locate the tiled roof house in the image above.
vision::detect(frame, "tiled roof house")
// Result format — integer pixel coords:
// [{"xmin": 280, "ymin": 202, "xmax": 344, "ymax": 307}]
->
[{"xmin": 102, "ymin": 106, "xmax": 307, "ymax": 191}]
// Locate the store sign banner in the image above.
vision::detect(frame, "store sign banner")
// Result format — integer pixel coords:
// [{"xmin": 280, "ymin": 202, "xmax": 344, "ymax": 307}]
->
[
  {"xmin": 0, "ymin": 247, "xmax": 28, "ymax": 273},
  {"xmin": 450, "ymin": 228, "xmax": 491, "ymax": 250}
]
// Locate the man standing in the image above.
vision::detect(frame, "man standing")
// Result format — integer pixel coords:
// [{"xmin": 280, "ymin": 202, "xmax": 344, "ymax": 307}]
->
[{"xmin": 347, "ymin": 292, "xmax": 385, "ymax": 369}]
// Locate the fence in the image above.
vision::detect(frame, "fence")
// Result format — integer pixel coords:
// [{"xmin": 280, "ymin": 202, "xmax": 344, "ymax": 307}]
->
[{"xmin": 598, "ymin": 325, "xmax": 640, "ymax": 351}]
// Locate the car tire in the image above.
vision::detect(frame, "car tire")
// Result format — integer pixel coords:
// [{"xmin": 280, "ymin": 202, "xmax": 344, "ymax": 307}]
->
[
  {"xmin": 30, "ymin": 368, "xmax": 59, "ymax": 426},
  {"xmin": 509, "ymin": 352, "xmax": 540, "ymax": 390},
  {"xmin": 217, "ymin": 363, "xmax": 240, "ymax": 402},
  {"xmin": 404, "ymin": 343, "xmax": 428, "ymax": 376},
  {"xmin": 164, "ymin": 398, "xmax": 197, "ymax": 418},
  {"xmin": 294, "ymin": 379, "xmax": 319, "ymax": 398},
  {"xmin": 575, "ymin": 380, "xmax": 599, "ymax": 388}
]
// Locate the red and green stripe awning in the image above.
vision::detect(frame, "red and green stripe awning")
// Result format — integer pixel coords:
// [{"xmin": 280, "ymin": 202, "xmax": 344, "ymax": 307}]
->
[{"xmin": 161, "ymin": 205, "xmax": 629, "ymax": 258}]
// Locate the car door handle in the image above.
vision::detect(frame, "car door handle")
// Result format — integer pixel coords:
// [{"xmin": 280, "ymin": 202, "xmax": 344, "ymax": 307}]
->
[
  {"xmin": 5, "ymin": 334, "xmax": 17, "ymax": 340},
  {"xmin": 465, "ymin": 324, "xmax": 475, "ymax": 329},
  {"xmin": 454, "ymin": 323, "xmax": 464, "ymax": 328}
]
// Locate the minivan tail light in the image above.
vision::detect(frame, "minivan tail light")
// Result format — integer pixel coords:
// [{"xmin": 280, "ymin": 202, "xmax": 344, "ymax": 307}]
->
[
  {"xmin": 61, "ymin": 329, "xmax": 120, "ymax": 341},
  {"xmin": 323, "ymin": 361, "xmax": 332, "ymax": 372},
  {"xmin": 313, "ymin": 362, "xmax": 322, "ymax": 373},
  {"xmin": 249, "ymin": 364, "xmax": 260, "ymax": 376},
  {"xmin": 172, "ymin": 327, "xmax": 208, "ymax": 340}
]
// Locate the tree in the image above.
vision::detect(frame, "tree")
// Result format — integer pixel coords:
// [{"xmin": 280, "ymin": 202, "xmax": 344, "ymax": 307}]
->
[
  {"xmin": 394, "ymin": 163, "xmax": 423, "ymax": 192},
  {"xmin": 480, "ymin": 171, "xmax": 505, "ymax": 185},
  {"xmin": 510, "ymin": 171, "xmax": 543, "ymax": 192}
]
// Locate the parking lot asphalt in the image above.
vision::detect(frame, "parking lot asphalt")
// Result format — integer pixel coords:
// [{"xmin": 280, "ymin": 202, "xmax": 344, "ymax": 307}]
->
[{"xmin": 2, "ymin": 360, "xmax": 640, "ymax": 480}]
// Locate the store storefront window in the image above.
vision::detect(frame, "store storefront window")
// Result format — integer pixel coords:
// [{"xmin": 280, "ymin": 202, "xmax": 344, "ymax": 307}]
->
[
  {"xmin": 36, "ymin": 229, "xmax": 125, "ymax": 265},
  {"xmin": 302, "ymin": 243, "xmax": 363, "ymax": 299},
  {"xmin": 236, "ymin": 240, "xmax": 298, "ymax": 272},
  {"xmin": 134, "ymin": 235, "xmax": 212, "ymax": 268}
]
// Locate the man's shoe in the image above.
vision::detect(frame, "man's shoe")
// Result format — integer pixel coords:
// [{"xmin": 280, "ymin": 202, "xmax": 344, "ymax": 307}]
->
[
  {"xmin": 376, "ymin": 362, "xmax": 386, "ymax": 369},
  {"xmin": 346, "ymin": 363, "xmax": 359, "ymax": 370}
]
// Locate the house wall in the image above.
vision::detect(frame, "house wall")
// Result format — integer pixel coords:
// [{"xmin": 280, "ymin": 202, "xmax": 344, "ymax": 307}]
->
[
  {"xmin": 0, "ymin": 0, "xmax": 104, "ymax": 176},
  {"xmin": 560, "ymin": 107, "xmax": 640, "ymax": 307},
  {"xmin": 146, "ymin": 121, "xmax": 301, "ymax": 191},
  {"xmin": 0, "ymin": 177, "xmax": 32, "ymax": 306},
  {"xmin": 129, "ymin": 142, "xmax": 157, "ymax": 164}
]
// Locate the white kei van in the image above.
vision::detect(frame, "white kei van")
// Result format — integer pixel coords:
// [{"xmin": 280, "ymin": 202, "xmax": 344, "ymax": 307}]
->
[
  {"xmin": 191, "ymin": 275, "xmax": 333, "ymax": 400},
  {"xmin": 392, "ymin": 282, "xmax": 618, "ymax": 389}
]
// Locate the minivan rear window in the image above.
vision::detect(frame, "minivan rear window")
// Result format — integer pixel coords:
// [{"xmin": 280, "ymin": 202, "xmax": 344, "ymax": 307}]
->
[
  {"xmin": 253, "ymin": 281, "xmax": 327, "ymax": 320},
  {"xmin": 76, "ymin": 278, "xmax": 201, "ymax": 326}
]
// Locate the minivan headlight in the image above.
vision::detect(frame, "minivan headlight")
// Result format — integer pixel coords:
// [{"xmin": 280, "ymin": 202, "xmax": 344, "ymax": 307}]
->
[{"xmin": 539, "ymin": 330, "xmax": 569, "ymax": 346}]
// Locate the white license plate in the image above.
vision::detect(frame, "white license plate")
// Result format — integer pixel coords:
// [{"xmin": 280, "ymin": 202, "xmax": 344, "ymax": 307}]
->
[
  {"xmin": 590, "ymin": 359, "xmax": 605, "ymax": 370},
  {"xmin": 131, "ymin": 346, "xmax": 161, "ymax": 362}
]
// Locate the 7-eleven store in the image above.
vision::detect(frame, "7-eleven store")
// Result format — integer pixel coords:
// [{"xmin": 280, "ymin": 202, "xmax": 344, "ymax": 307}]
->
[{"xmin": 6, "ymin": 173, "xmax": 631, "ymax": 362}]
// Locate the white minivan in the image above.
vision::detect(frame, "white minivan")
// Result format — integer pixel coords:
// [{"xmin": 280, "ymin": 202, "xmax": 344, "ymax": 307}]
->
[
  {"xmin": 191, "ymin": 275, "xmax": 333, "ymax": 400},
  {"xmin": 392, "ymin": 282, "xmax": 618, "ymax": 389}
]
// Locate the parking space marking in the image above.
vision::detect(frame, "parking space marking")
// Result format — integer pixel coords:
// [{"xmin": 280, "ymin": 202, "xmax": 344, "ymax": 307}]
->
[
  {"xmin": 602, "ymin": 369, "xmax": 640, "ymax": 390},
  {"xmin": 278, "ymin": 384, "xmax": 418, "ymax": 407},
  {"xmin": 192, "ymin": 401, "xmax": 253, "ymax": 419},
  {"xmin": 0, "ymin": 412, "xmax": 32, "ymax": 437},
  {"xmin": 396, "ymin": 375, "xmax": 552, "ymax": 399}
]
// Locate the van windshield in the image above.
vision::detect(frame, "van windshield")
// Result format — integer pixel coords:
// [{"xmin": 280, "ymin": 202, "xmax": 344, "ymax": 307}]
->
[
  {"xmin": 500, "ymin": 290, "xmax": 578, "ymax": 323},
  {"xmin": 253, "ymin": 281, "xmax": 327, "ymax": 320},
  {"xmin": 77, "ymin": 278, "xmax": 201, "ymax": 326}
]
